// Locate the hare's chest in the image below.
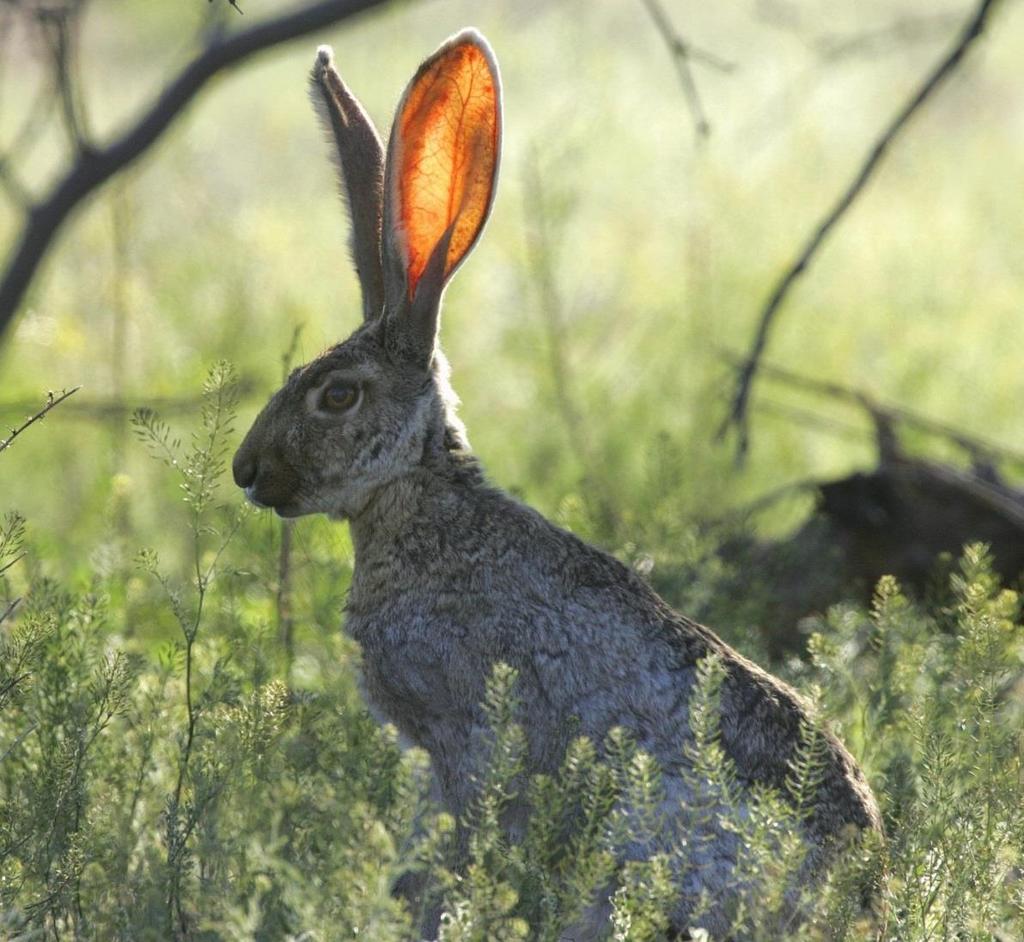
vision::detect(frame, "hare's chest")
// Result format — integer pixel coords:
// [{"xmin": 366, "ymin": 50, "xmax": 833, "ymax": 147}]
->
[
  {"xmin": 347, "ymin": 607, "xmax": 489, "ymax": 745},
  {"xmin": 350, "ymin": 609, "xmax": 499, "ymax": 810}
]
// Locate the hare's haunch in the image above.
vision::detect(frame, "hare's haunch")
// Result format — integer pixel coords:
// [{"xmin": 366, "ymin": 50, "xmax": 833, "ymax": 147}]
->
[{"xmin": 233, "ymin": 29, "xmax": 881, "ymax": 939}]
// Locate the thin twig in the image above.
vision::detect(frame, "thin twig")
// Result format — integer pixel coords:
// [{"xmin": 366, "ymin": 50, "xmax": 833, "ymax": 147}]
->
[
  {"xmin": 757, "ymin": 4, "xmax": 962, "ymax": 62},
  {"xmin": 0, "ymin": 385, "xmax": 80, "ymax": 453},
  {"xmin": 0, "ymin": 597, "xmax": 21, "ymax": 625},
  {"xmin": 639, "ymin": 0, "xmax": 734, "ymax": 139},
  {"xmin": 39, "ymin": 4, "xmax": 92, "ymax": 154},
  {"xmin": 0, "ymin": 74, "xmax": 55, "ymax": 208},
  {"xmin": 522, "ymin": 147, "xmax": 619, "ymax": 535},
  {"xmin": 728, "ymin": 353, "xmax": 1024, "ymax": 468},
  {"xmin": 280, "ymin": 324, "xmax": 305, "ymax": 379},
  {"xmin": 0, "ymin": 4, "xmax": 11, "ymax": 121},
  {"xmin": 723, "ymin": 477, "xmax": 820, "ymax": 525},
  {"xmin": 521, "ymin": 149, "xmax": 588, "ymax": 469},
  {"xmin": 0, "ymin": 0, "xmax": 395, "ymax": 339},
  {"xmin": 816, "ymin": 12, "xmax": 964, "ymax": 63},
  {"xmin": 0, "ymin": 81, "xmax": 55, "ymax": 209},
  {"xmin": 0, "ymin": 721, "xmax": 36, "ymax": 764},
  {"xmin": 109, "ymin": 184, "xmax": 132, "ymax": 471},
  {"xmin": 2, "ymin": 79, "xmax": 56, "ymax": 166},
  {"xmin": 275, "ymin": 314, "xmax": 298, "ymax": 671},
  {"xmin": 0, "ymin": 554, "xmax": 25, "ymax": 578},
  {"xmin": 0, "ymin": 379, "xmax": 259, "ymax": 420},
  {"xmin": 277, "ymin": 520, "xmax": 295, "ymax": 672},
  {"xmin": 755, "ymin": 397, "xmax": 872, "ymax": 447},
  {"xmin": 718, "ymin": 0, "xmax": 1001, "ymax": 462},
  {"xmin": 0, "ymin": 160, "xmax": 31, "ymax": 209}
]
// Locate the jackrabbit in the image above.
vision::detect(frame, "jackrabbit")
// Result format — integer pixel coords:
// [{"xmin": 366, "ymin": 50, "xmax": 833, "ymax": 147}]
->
[{"xmin": 232, "ymin": 29, "xmax": 881, "ymax": 938}]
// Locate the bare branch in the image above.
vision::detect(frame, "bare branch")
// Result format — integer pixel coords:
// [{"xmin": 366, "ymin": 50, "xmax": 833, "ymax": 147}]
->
[
  {"xmin": 724, "ymin": 352, "xmax": 1024, "ymax": 469},
  {"xmin": 816, "ymin": 12, "xmax": 964, "ymax": 63},
  {"xmin": 212, "ymin": 0, "xmax": 246, "ymax": 15},
  {"xmin": 754, "ymin": 397, "xmax": 872, "ymax": 447},
  {"xmin": 0, "ymin": 377, "xmax": 259, "ymax": 422},
  {"xmin": 0, "ymin": 78, "xmax": 56, "ymax": 179},
  {"xmin": 522, "ymin": 145, "xmax": 619, "ymax": 536},
  {"xmin": 0, "ymin": 722, "xmax": 37, "ymax": 764},
  {"xmin": 757, "ymin": 3, "xmax": 963, "ymax": 62},
  {"xmin": 37, "ymin": 2, "xmax": 93, "ymax": 154},
  {"xmin": 0, "ymin": 598, "xmax": 21, "ymax": 626},
  {"xmin": 0, "ymin": 0, "xmax": 395, "ymax": 341},
  {"xmin": 0, "ymin": 48, "xmax": 57, "ymax": 209},
  {"xmin": 639, "ymin": 0, "xmax": 734, "ymax": 140},
  {"xmin": 521, "ymin": 147, "xmax": 588, "ymax": 467},
  {"xmin": 277, "ymin": 520, "xmax": 295, "ymax": 670},
  {"xmin": 0, "ymin": 5, "xmax": 14, "ymax": 122},
  {"xmin": 0, "ymin": 385, "xmax": 80, "ymax": 454},
  {"xmin": 719, "ymin": 0, "xmax": 1001, "ymax": 462},
  {"xmin": 0, "ymin": 159, "xmax": 32, "ymax": 210},
  {"xmin": 0, "ymin": 555, "xmax": 25, "ymax": 578}
]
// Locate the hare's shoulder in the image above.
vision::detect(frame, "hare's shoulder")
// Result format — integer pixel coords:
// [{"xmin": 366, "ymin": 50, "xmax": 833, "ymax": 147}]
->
[{"xmin": 485, "ymin": 492, "xmax": 881, "ymax": 832}]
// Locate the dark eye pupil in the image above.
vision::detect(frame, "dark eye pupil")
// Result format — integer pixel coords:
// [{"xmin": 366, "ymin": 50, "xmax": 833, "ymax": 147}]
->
[{"xmin": 323, "ymin": 384, "xmax": 357, "ymax": 411}]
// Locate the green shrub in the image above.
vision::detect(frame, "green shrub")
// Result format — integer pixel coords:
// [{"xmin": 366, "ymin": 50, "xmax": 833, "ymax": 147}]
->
[{"xmin": 1, "ymin": 366, "xmax": 1021, "ymax": 940}]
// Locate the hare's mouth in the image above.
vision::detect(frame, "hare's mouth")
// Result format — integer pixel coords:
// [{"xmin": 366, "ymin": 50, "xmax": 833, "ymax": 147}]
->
[
  {"xmin": 244, "ymin": 485, "xmax": 303, "ymax": 518},
  {"xmin": 243, "ymin": 485, "xmax": 267, "ymax": 508}
]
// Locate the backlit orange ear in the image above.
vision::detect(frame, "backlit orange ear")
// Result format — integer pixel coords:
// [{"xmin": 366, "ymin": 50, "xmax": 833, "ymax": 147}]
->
[{"xmin": 389, "ymin": 31, "xmax": 501, "ymax": 300}]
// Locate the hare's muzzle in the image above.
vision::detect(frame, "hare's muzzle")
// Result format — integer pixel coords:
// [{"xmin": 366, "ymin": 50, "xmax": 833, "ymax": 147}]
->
[
  {"xmin": 232, "ymin": 436, "xmax": 302, "ymax": 516},
  {"xmin": 232, "ymin": 449, "xmax": 258, "ymax": 491}
]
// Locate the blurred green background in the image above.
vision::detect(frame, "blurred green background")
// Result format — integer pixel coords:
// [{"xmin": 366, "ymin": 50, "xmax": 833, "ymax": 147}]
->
[
  {"xmin": 2, "ymin": 0, "xmax": 1023, "ymax": 589},
  {"xmin": 3, "ymin": 6, "xmax": 1024, "ymax": 936}
]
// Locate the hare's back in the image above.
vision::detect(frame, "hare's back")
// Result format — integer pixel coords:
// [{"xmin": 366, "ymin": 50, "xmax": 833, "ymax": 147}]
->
[{"xmin": 472, "ymin": 493, "xmax": 882, "ymax": 837}]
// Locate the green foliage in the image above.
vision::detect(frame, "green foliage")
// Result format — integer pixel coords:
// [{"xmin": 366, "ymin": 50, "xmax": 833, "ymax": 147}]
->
[
  {"xmin": 0, "ymin": 366, "xmax": 421, "ymax": 940},
  {"xmin": 2, "ymin": 2, "xmax": 1022, "ymax": 936},
  {"xmin": 803, "ymin": 548, "xmax": 1024, "ymax": 940},
  {"xmin": 1, "ymin": 370, "xmax": 1023, "ymax": 940}
]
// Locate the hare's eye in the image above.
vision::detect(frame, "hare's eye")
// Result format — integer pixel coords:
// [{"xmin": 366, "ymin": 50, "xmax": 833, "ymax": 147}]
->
[{"xmin": 320, "ymin": 382, "xmax": 359, "ymax": 413}]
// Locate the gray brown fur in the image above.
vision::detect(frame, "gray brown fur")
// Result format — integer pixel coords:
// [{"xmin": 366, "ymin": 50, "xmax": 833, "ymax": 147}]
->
[{"xmin": 233, "ymin": 29, "xmax": 881, "ymax": 939}]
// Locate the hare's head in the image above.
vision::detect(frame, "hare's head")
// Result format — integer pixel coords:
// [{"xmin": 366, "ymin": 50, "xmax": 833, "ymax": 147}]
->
[{"xmin": 233, "ymin": 30, "xmax": 501, "ymax": 519}]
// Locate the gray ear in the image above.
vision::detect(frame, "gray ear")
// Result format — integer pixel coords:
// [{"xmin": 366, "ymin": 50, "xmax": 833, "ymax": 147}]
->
[
  {"xmin": 380, "ymin": 29, "xmax": 502, "ymax": 363},
  {"xmin": 310, "ymin": 46, "xmax": 386, "ymax": 322}
]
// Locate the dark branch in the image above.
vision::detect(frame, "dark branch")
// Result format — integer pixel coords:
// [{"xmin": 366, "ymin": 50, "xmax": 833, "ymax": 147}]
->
[
  {"xmin": 522, "ymin": 145, "xmax": 620, "ymax": 536},
  {"xmin": 816, "ymin": 12, "xmax": 964, "ymax": 63},
  {"xmin": 0, "ymin": 551, "xmax": 25, "ymax": 578},
  {"xmin": 724, "ymin": 352, "xmax": 1024, "ymax": 469},
  {"xmin": 0, "ymin": 597, "xmax": 21, "ymax": 626},
  {"xmin": 0, "ymin": 42, "xmax": 58, "ymax": 209},
  {"xmin": 276, "ymin": 520, "xmax": 295, "ymax": 670},
  {"xmin": 0, "ymin": 159, "xmax": 32, "ymax": 209},
  {"xmin": 0, "ymin": 0, "xmax": 394, "ymax": 342},
  {"xmin": 754, "ymin": 397, "xmax": 872, "ymax": 447},
  {"xmin": 718, "ymin": 0, "xmax": 1000, "ymax": 462},
  {"xmin": 40, "ymin": 3, "xmax": 92, "ymax": 154},
  {"xmin": 214, "ymin": 0, "xmax": 246, "ymax": 15},
  {"xmin": 0, "ymin": 385, "xmax": 80, "ymax": 454},
  {"xmin": 0, "ymin": 722, "xmax": 37, "ymax": 764},
  {"xmin": 0, "ymin": 378, "xmax": 260, "ymax": 422},
  {"xmin": 521, "ymin": 147, "xmax": 589, "ymax": 466},
  {"xmin": 0, "ymin": 77, "xmax": 56, "ymax": 184},
  {"xmin": 639, "ymin": 0, "xmax": 734, "ymax": 140}
]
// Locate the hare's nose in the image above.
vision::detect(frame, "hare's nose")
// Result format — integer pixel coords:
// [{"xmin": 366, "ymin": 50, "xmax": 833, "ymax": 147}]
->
[{"xmin": 232, "ymin": 449, "xmax": 257, "ymax": 489}]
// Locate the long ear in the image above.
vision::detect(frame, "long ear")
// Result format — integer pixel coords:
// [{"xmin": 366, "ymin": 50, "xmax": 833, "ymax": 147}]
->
[
  {"xmin": 310, "ymin": 46, "xmax": 386, "ymax": 322},
  {"xmin": 381, "ymin": 28, "xmax": 501, "ymax": 360}
]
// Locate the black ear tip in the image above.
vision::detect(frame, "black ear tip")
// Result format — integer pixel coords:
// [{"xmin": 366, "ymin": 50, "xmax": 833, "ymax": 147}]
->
[{"xmin": 316, "ymin": 44, "xmax": 334, "ymax": 69}]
